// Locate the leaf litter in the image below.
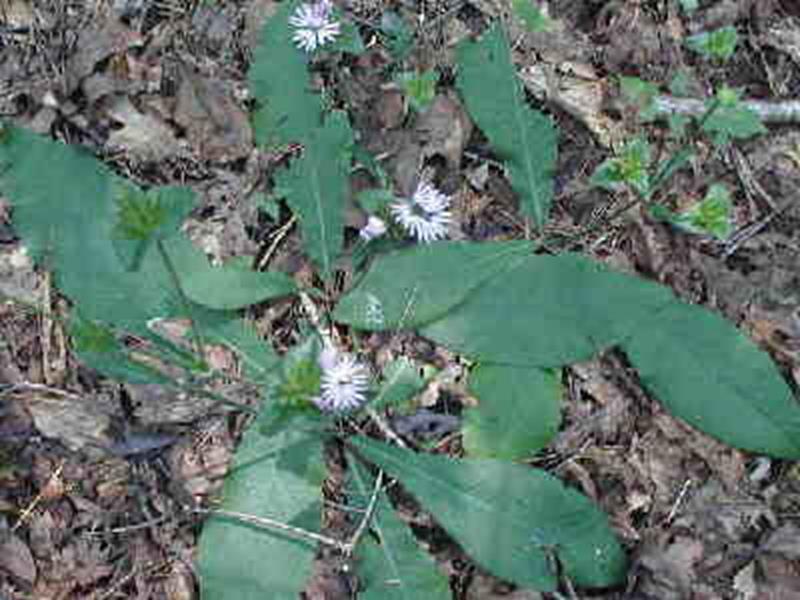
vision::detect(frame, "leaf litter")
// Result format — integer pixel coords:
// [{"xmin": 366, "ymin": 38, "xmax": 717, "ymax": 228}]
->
[{"xmin": 1, "ymin": 0, "xmax": 800, "ymax": 598}]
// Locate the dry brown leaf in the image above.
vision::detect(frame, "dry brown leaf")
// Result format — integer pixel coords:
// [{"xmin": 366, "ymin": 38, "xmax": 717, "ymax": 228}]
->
[
  {"xmin": 106, "ymin": 96, "xmax": 184, "ymax": 161},
  {"xmin": 0, "ymin": 530, "xmax": 37, "ymax": 584}
]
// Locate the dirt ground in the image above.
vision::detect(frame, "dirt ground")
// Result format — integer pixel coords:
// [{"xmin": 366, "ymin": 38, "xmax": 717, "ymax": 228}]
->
[{"xmin": 1, "ymin": 0, "xmax": 800, "ymax": 598}]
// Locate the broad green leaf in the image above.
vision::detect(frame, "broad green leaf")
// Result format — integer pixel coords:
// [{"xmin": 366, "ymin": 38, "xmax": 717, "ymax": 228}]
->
[
  {"xmin": 348, "ymin": 436, "xmax": 627, "ymax": 591},
  {"xmin": 111, "ymin": 182, "xmax": 195, "ymax": 271},
  {"xmin": 456, "ymin": 24, "xmax": 557, "ymax": 229},
  {"xmin": 182, "ymin": 262, "xmax": 297, "ymax": 310},
  {"xmin": 348, "ymin": 459, "xmax": 450, "ymax": 599},
  {"xmin": 275, "ymin": 112, "xmax": 353, "ymax": 279},
  {"xmin": 421, "ymin": 253, "xmax": 675, "ymax": 367},
  {"xmin": 464, "ymin": 365, "xmax": 562, "ymax": 459},
  {"xmin": 198, "ymin": 420, "xmax": 325, "ymax": 599},
  {"xmin": 334, "ymin": 241, "xmax": 530, "ymax": 330},
  {"xmin": 0, "ymin": 126, "xmax": 280, "ymax": 380},
  {"xmin": 621, "ymin": 302, "xmax": 800, "ymax": 459},
  {"xmin": 249, "ymin": 0, "xmax": 322, "ymax": 146}
]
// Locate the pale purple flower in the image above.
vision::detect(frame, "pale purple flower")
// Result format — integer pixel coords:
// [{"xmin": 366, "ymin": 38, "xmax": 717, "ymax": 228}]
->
[
  {"xmin": 390, "ymin": 181, "xmax": 452, "ymax": 243},
  {"xmin": 359, "ymin": 216, "xmax": 387, "ymax": 241},
  {"xmin": 313, "ymin": 346, "xmax": 369, "ymax": 412},
  {"xmin": 289, "ymin": 0, "xmax": 341, "ymax": 53}
]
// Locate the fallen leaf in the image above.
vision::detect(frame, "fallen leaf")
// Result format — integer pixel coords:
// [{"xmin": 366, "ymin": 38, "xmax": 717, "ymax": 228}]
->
[
  {"xmin": 106, "ymin": 96, "xmax": 184, "ymax": 161},
  {"xmin": 0, "ymin": 530, "xmax": 37, "ymax": 584}
]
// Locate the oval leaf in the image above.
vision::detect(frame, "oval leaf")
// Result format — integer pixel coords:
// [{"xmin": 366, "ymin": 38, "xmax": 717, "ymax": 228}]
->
[
  {"xmin": 464, "ymin": 365, "xmax": 562, "ymax": 459},
  {"xmin": 334, "ymin": 241, "xmax": 530, "ymax": 330},
  {"xmin": 198, "ymin": 421, "xmax": 325, "ymax": 599},
  {"xmin": 421, "ymin": 253, "xmax": 675, "ymax": 367},
  {"xmin": 182, "ymin": 265, "xmax": 297, "ymax": 310},
  {"xmin": 349, "ymin": 460, "xmax": 451, "ymax": 599},
  {"xmin": 621, "ymin": 302, "xmax": 800, "ymax": 458},
  {"xmin": 348, "ymin": 436, "xmax": 627, "ymax": 591}
]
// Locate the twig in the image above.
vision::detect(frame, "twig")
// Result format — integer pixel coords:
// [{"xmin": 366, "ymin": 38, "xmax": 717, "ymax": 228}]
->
[
  {"xmin": 193, "ymin": 507, "xmax": 350, "ymax": 552},
  {"xmin": 344, "ymin": 470, "xmax": 383, "ymax": 556},
  {"xmin": 653, "ymin": 94, "xmax": 800, "ymax": 123}
]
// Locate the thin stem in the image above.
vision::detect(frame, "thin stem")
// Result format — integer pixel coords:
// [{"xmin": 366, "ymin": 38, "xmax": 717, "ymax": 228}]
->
[{"xmin": 155, "ymin": 239, "xmax": 206, "ymax": 365}]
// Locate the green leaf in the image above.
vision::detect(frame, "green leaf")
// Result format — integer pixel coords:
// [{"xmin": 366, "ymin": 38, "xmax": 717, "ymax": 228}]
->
[
  {"xmin": 421, "ymin": 253, "xmax": 675, "ymax": 367},
  {"xmin": 511, "ymin": 0, "xmax": 553, "ymax": 32},
  {"xmin": 686, "ymin": 26, "xmax": 738, "ymax": 61},
  {"xmin": 0, "ymin": 124, "xmax": 281, "ymax": 386},
  {"xmin": 670, "ymin": 184, "xmax": 733, "ymax": 239},
  {"xmin": 333, "ymin": 241, "xmax": 530, "ymax": 331},
  {"xmin": 456, "ymin": 24, "xmax": 557, "ymax": 229},
  {"xmin": 275, "ymin": 111, "xmax": 353, "ymax": 279},
  {"xmin": 326, "ymin": 18, "xmax": 366, "ymax": 55},
  {"xmin": 249, "ymin": 0, "xmax": 322, "ymax": 146},
  {"xmin": 198, "ymin": 420, "xmax": 325, "ymax": 599},
  {"xmin": 702, "ymin": 87, "xmax": 766, "ymax": 145},
  {"xmin": 618, "ymin": 76, "xmax": 659, "ymax": 122},
  {"xmin": 621, "ymin": 302, "xmax": 800, "ymax": 459},
  {"xmin": 70, "ymin": 317, "xmax": 170, "ymax": 384},
  {"xmin": 182, "ymin": 261, "xmax": 297, "ymax": 310},
  {"xmin": 374, "ymin": 357, "xmax": 434, "ymax": 410},
  {"xmin": 111, "ymin": 183, "xmax": 195, "ymax": 271},
  {"xmin": 356, "ymin": 188, "xmax": 397, "ymax": 215},
  {"xmin": 395, "ymin": 70, "xmax": 438, "ymax": 112},
  {"xmin": 348, "ymin": 436, "xmax": 627, "ymax": 591},
  {"xmin": 590, "ymin": 137, "xmax": 651, "ymax": 197},
  {"xmin": 464, "ymin": 365, "xmax": 562, "ymax": 459},
  {"xmin": 348, "ymin": 459, "xmax": 450, "ymax": 599}
]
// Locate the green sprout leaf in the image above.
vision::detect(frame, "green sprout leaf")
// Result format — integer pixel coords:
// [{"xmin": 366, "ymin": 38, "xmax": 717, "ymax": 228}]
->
[
  {"xmin": 671, "ymin": 184, "xmax": 733, "ymax": 239},
  {"xmin": 349, "ymin": 436, "xmax": 627, "ymax": 591},
  {"xmin": 380, "ymin": 11, "xmax": 415, "ymax": 61},
  {"xmin": 456, "ymin": 24, "xmax": 558, "ymax": 229},
  {"xmin": 511, "ymin": 0, "xmax": 553, "ymax": 32},
  {"xmin": 686, "ymin": 26, "xmax": 738, "ymax": 61},
  {"xmin": 702, "ymin": 86, "xmax": 766, "ymax": 144},
  {"xmin": 395, "ymin": 69, "xmax": 438, "ymax": 112},
  {"xmin": 590, "ymin": 137, "xmax": 651, "ymax": 197},
  {"xmin": 373, "ymin": 357, "xmax": 434, "ymax": 410}
]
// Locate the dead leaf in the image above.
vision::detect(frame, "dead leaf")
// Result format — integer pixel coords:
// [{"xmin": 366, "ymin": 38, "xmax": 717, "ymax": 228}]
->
[
  {"xmin": 24, "ymin": 392, "xmax": 113, "ymax": 457},
  {"xmin": 106, "ymin": 96, "xmax": 184, "ymax": 161},
  {"xmin": 416, "ymin": 93, "xmax": 473, "ymax": 168},
  {"xmin": 172, "ymin": 63, "xmax": 252, "ymax": 162},
  {"xmin": 66, "ymin": 17, "xmax": 143, "ymax": 95},
  {"xmin": 0, "ymin": 530, "xmax": 37, "ymax": 584}
]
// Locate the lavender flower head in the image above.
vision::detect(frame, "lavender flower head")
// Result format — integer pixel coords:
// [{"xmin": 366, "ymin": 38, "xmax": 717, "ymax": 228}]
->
[
  {"xmin": 289, "ymin": 0, "xmax": 341, "ymax": 53},
  {"xmin": 390, "ymin": 181, "xmax": 452, "ymax": 243},
  {"xmin": 313, "ymin": 346, "xmax": 369, "ymax": 412}
]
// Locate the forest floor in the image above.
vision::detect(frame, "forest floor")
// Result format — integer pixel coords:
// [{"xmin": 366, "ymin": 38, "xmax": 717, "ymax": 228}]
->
[{"xmin": 1, "ymin": 0, "xmax": 800, "ymax": 598}]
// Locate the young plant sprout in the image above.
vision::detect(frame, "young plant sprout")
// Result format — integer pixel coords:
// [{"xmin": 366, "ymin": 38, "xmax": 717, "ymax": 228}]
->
[
  {"xmin": 359, "ymin": 215, "xmax": 388, "ymax": 241},
  {"xmin": 390, "ymin": 181, "xmax": 452, "ymax": 243},
  {"xmin": 289, "ymin": 0, "xmax": 341, "ymax": 53},
  {"xmin": 313, "ymin": 345, "xmax": 369, "ymax": 412}
]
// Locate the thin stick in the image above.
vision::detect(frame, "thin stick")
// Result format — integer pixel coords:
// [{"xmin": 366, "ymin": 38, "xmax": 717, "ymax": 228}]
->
[
  {"xmin": 345, "ymin": 470, "xmax": 384, "ymax": 555},
  {"xmin": 653, "ymin": 94, "xmax": 800, "ymax": 124},
  {"xmin": 194, "ymin": 507, "xmax": 349, "ymax": 552}
]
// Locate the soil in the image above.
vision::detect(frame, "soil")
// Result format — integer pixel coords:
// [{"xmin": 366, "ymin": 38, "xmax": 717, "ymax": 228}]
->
[{"xmin": 1, "ymin": 0, "xmax": 800, "ymax": 598}]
